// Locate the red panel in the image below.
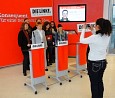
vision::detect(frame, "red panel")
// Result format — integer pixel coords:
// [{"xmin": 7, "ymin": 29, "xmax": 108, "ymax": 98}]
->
[
  {"xmin": 68, "ymin": 32, "xmax": 92, "ymax": 57},
  {"xmin": 68, "ymin": 45, "xmax": 77, "ymax": 56},
  {"xmin": 78, "ymin": 32, "xmax": 92, "ymax": 65},
  {"xmin": 31, "ymin": 49, "xmax": 45, "ymax": 78},
  {"xmin": 58, "ymin": 46, "xmax": 68, "ymax": 71},
  {"xmin": 68, "ymin": 33, "xmax": 80, "ymax": 56}
]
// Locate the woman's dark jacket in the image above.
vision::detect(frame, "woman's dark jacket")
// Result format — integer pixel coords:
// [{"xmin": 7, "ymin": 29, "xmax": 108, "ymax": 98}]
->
[{"xmin": 18, "ymin": 30, "xmax": 31, "ymax": 51}]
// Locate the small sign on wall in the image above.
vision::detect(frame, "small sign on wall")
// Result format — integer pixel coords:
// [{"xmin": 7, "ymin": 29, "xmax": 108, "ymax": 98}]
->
[
  {"xmin": 30, "ymin": 7, "xmax": 52, "ymax": 17},
  {"xmin": 77, "ymin": 22, "xmax": 95, "ymax": 32}
]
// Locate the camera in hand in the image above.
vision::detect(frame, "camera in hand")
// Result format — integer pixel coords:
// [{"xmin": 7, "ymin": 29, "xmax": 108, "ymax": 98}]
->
[{"xmin": 87, "ymin": 24, "xmax": 90, "ymax": 28}]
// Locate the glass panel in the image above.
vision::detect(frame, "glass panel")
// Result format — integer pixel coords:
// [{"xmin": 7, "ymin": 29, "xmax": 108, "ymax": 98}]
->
[{"xmin": 108, "ymin": 3, "xmax": 115, "ymax": 54}]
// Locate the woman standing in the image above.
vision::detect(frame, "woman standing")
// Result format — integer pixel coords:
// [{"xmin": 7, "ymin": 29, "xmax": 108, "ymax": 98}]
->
[
  {"xmin": 55, "ymin": 24, "xmax": 68, "ymax": 45},
  {"xmin": 18, "ymin": 23, "xmax": 31, "ymax": 76},
  {"xmin": 80, "ymin": 18, "xmax": 112, "ymax": 98},
  {"xmin": 50, "ymin": 21, "xmax": 57, "ymax": 63},
  {"xmin": 32, "ymin": 22, "xmax": 47, "ymax": 46},
  {"xmin": 43, "ymin": 21, "xmax": 53, "ymax": 66}
]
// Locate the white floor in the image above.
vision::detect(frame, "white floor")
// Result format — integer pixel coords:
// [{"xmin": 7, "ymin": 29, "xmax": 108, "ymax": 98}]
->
[{"xmin": 0, "ymin": 55, "xmax": 115, "ymax": 98}]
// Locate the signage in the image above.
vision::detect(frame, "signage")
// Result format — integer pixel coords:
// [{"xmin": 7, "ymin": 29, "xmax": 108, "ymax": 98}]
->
[{"xmin": 30, "ymin": 7, "xmax": 52, "ymax": 17}]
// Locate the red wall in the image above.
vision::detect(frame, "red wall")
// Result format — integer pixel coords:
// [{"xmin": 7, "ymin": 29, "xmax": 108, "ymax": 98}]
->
[
  {"xmin": 53, "ymin": 0, "xmax": 104, "ymax": 31},
  {"xmin": 0, "ymin": 0, "xmax": 104, "ymax": 66},
  {"xmin": 0, "ymin": 0, "xmax": 53, "ymax": 67}
]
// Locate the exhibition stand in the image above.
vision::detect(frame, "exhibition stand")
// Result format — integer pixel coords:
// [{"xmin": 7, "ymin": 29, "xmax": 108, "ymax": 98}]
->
[
  {"xmin": 48, "ymin": 41, "xmax": 71, "ymax": 85},
  {"xmin": 70, "ymin": 42, "xmax": 88, "ymax": 77},
  {"xmin": 24, "ymin": 43, "xmax": 49, "ymax": 94}
]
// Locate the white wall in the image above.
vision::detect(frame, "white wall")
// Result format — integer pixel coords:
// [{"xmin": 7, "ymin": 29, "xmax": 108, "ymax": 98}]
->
[
  {"xmin": 103, "ymin": 0, "xmax": 114, "ymax": 20},
  {"xmin": 103, "ymin": 0, "xmax": 109, "ymax": 19}
]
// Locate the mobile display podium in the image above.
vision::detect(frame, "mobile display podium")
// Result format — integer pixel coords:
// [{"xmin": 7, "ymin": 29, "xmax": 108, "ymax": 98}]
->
[
  {"xmin": 74, "ymin": 42, "xmax": 88, "ymax": 77},
  {"xmin": 24, "ymin": 43, "xmax": 49, "ymax": 94},
  {"xmin": 48, "ymin": 41, "xmax": 71, "ymax": 85}
]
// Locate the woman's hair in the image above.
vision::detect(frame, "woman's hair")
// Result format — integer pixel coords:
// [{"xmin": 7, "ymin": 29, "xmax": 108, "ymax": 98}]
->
[
  {"xmin": 36, "ymin": 22, "xmax": 42, "ymax": 26},
  {"xmin": 58, "ymin": 24, "xmax": 62, "ymax": 28},
  {"xmin": 24, "ymin": 18, "xmax": 28, "ymax": 22},
  {"xmin": 20, "ymin": 23, "xmax": 29, "ymax": 31},
  {"xmin": 96, "ymin": 18, "xmax": 112, "ymax": 36},
  {"xmin": 50, "ymin": 21, "xmax": 57, "ymax": 32},
  {"xmin": 42, "ymin": 21, "xmax": 50, "ymax": 31},
  {"xmin": 36, "ymin": 18, "xmax": 42, "ymax": 22}
]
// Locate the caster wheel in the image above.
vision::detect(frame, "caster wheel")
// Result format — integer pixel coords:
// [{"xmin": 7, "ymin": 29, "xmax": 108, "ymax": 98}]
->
[
  {"xmin": 60, "ymin": 83, "xmax": 62, "ymax": 85},
  {"xmin": 69, "ymin": 80, "xmax": 71, "ymax": 82},
  {"xmin": 46, "ymin": 87, "xmax": 49, "ymax": 90},
  {"xmin": 68, "ymin": 70, "xmax": 70, "ymax": 73},
  {"xmin": 80, "ymin": 75, "xmax": 83, "ymax": 78},
  {"xmin": 48, "ymin": 76, "xmax": 50, "ymax": 78},
  {"xmin": 35, "ymin": 91, "xmax": 37, "ymax": 94},
  {"xmin": 24, "ymin": 83, "xmax": 26, "ymax": 86},
  {"xmin": 45, "ymin": 69, "xmax": 48, "ymax": 71}
]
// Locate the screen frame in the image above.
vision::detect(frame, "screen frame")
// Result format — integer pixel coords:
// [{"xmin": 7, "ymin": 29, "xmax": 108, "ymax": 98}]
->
[{"xmin": 58, "ymin": 4, "xmax": 86, "ymax": 22}]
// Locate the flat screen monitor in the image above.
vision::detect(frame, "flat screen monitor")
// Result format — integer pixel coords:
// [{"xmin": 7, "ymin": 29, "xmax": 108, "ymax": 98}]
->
[{"xmin": 58, "ymin": 4, "xmax": 86, "ymax": 22}]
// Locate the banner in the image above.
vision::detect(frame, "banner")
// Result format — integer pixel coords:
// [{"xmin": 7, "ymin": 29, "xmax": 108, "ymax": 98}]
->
[{"xmin": 30, "ymin": 7, "xmax": 52, "ymax": 17}]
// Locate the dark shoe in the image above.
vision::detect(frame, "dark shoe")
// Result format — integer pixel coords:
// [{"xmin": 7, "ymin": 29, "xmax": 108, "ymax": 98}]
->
[
  {"xmin": 45, "ymin": 68, "xmax": 48, "ymax": 71},
  {"xmin": 49, "ymin": 63, "xmax": 52, "ymax": 65},
  {"xmin": 23, "ymin": 73, "xmax": 27, "ymax": 76},
  {"xmin": 47, "ymin": 63, "xmax": 50, "ymax": 66}
]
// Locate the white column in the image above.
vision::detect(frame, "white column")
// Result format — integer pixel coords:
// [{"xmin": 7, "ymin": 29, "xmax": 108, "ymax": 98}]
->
[{"xmin": 103, "ymin": 0, "xmax": 114, "ymax": 20}]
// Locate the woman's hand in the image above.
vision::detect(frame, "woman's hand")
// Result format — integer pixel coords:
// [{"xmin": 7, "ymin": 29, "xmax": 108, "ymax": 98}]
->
[
  {"xmin": 52, "ymin": 28, "xmax": 54, "ymax": 33},
  {"xmin": 27, "ymin": 44, "xmax": 31, "ymax": 47},
  {"xmin": 82, "ymin": 24, "xmax": 86, "ymax": 29},
  {"xmin": 88, "ymin": 25, "xmax": 94, "ymax": 31}
]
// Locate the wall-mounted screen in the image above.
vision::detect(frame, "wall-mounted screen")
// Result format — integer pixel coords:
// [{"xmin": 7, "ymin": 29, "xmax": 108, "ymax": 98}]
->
[{"xmin": 58, "ymin": 4, "xmax": 86, "ymax": 22}]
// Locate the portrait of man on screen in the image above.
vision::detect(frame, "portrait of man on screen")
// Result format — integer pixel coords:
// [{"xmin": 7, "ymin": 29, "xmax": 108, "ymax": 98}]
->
[{"xmin": 60, "ymin": 10, "xmax": 69, "ymax": 21}]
